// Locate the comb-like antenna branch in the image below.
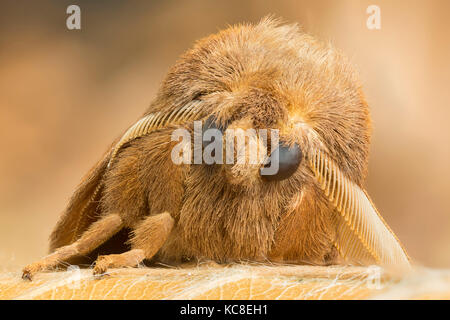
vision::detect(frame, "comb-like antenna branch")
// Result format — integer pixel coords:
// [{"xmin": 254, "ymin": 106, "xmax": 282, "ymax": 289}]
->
[
  {"xmin": 309, "ymin": 149, "xmax": 411, "ymax": 270},
  {"xmin": 108, "ymin": 100, "xmax": 204, "ymax": 168}
]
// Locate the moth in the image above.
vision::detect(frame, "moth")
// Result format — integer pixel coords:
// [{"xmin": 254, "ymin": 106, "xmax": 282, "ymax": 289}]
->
[{"xmin": 23, "ymin": 18, "xmax": 411, "ymax": 280}]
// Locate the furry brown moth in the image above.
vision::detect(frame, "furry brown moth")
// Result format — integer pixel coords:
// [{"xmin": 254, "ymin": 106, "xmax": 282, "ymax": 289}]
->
[{"xmin": 22, "ymin": 17, "xmax": 411, "ymax": 280}]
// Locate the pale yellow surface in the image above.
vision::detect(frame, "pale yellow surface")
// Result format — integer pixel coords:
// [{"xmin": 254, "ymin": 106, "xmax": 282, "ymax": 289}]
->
[{"xmin": 1, "ymin": 265, "xmax": 449, "ymax": 300}]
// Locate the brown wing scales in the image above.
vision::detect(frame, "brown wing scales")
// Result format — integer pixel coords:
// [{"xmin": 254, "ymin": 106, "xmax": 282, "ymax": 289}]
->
[{"xmin": 49, "ymin": 101, "xmax": 205, "ymax": 252}]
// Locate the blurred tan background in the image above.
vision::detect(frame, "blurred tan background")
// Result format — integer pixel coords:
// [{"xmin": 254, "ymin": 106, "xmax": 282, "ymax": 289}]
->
[{"xmin": 0, "ymin": 0, "xmax": 449, "ymax": 270}]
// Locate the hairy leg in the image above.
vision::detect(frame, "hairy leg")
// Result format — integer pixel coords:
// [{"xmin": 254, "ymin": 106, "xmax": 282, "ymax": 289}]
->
[
  {"xmin": 93, "ymin": 212, "xmax": 174, "ymax": 275},
  {"xmin": 22, "ymin": 214, "xmax": 123, "ymax": 280}
]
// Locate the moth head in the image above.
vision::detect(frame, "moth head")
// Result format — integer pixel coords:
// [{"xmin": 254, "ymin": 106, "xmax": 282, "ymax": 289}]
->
[{"xmin": 156, "ymin": 17, "xmax": 371, "ymax": 189}]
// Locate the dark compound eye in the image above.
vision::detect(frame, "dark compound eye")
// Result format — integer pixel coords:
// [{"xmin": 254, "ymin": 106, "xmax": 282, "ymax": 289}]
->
[
  {"xmin": 260, "ymin": 143, "xmax": 302, "ymax": 181},
  {"xmin": 202, "ymin": 115, "xmax": 225, "ymax": 161},
  {"xmin": 202, "ymin": 115, "xmax": 226, "ymax": 133},
  {"xmin": 202, "ymin": 116, "xmax": 225, "ymax": 149}
]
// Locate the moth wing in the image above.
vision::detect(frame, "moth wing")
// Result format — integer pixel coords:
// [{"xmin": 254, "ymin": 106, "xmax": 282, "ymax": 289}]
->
[
  {"xmin": 49, "ymin": 100, "xmax": 205, "ymax": 252},
  {"xmin": 49, "ymin": 147, "xmax": 112, "ymax": 252},
  {"xmin": 309, "ymin": 150, "xmax": 411, "ymax": 270}
]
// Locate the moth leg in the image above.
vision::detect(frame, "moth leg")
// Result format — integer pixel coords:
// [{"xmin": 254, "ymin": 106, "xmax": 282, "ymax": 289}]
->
[
  {"xmin": 22, "ymin": 214, "xmax": 123, "ymax": 281},
  {"xmin": 92, "ymin": 249, "xmax": 146, "ymax": 276},
  {"xmin": 93, "ymin": 212, "xmax": 174, "ymax": 275}
]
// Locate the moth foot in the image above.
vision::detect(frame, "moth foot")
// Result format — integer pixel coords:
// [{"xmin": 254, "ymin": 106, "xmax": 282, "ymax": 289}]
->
[
  {"xmin": 22, "ymin": 269, "xmax": 33, "ymax": 281},
  {"xmin": 92, "ymin": 256, "xmax": 110, "ymax": 276},
  {"xmin": 22, "ymin": 264, "xmax": 41, "ymax": 281}
]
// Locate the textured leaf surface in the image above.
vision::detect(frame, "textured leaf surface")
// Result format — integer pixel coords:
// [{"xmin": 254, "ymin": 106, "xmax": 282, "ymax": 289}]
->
[{"xmin": 2, "ymin": 265, "xmax": 449, "ymax": 300}]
